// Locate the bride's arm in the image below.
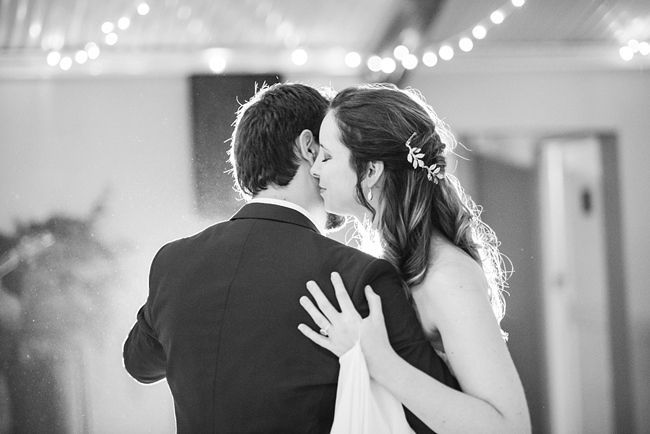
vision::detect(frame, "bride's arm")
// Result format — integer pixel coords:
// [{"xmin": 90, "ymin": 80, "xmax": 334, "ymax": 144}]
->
[
  {"xmin": 299, "ymin": 266, "xmax": 531, "ymax": 434},
  {"xmin": 363, "ymin": 260, "xmax": 530, "ymax": 434}
]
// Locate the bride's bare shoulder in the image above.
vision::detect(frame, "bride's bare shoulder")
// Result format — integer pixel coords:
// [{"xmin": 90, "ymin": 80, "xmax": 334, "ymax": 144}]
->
[
  {"xmin": 422, "ymin": 237, "xmax": 488, "ymax": 299},
  {"xmin": 410, "ymin": 237, "xmax": 491, "ymax": 336}
]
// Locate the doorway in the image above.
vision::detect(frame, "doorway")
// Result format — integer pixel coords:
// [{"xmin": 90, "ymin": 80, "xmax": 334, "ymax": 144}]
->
[{"xmin": 461, "ymin": 132, "xmax": 631, "ymax": 433}]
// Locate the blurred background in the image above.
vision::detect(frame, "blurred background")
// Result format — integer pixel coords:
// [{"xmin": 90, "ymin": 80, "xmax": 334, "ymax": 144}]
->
[{"xmin": 0, "ymin": 0, "xmax": 649, "ymax": 433}]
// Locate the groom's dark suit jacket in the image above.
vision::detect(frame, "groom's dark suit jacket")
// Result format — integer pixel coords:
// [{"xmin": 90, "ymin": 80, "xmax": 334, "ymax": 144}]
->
[{"xmin": 124, "ymin": 203, "xmax": 459, "ymax": 433}]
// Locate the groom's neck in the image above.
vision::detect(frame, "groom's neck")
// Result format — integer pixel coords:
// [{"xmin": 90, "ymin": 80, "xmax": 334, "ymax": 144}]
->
[{"xmin": 255, "ymin": 184, "xmax": 326, "ymax": 230}]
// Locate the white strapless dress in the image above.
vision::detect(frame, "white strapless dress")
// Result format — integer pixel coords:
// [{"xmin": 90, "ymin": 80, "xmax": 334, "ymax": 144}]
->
[{"xmin": 329, "ymin": 341, "xmax": 416, "ymax": 434}]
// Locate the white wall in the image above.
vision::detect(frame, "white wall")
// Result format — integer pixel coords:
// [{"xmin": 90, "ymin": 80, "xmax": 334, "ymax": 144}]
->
[
  {"xmin": 0, "ymin": 77, "xmax": 200, "ymax": 433},
  {"xmin": 408, "ymin": 68, "xmax": 650, "ymax": 433}
]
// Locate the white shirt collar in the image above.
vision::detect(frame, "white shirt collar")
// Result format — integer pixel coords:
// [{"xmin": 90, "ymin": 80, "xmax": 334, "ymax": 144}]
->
[{"xmin": 247, "ymin": 198, "xmax": 323, "ymax": 234}]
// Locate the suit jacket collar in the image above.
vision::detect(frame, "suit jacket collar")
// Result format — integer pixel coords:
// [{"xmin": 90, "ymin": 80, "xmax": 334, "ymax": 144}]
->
[{"xmin": 231, "ymin": 203, "xmax": 320, "ymax": 234}]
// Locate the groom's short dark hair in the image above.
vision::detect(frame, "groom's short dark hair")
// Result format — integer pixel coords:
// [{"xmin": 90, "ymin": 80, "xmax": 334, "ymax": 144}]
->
[{"xmin": 229, "ymin": 82, "xmax": 330, "ymax": 198}]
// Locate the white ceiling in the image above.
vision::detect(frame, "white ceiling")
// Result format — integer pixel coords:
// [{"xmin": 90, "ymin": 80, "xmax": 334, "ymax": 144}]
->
[{"xmin": 0, "ymin": 0, "xmax": 649, "ymax": 79}]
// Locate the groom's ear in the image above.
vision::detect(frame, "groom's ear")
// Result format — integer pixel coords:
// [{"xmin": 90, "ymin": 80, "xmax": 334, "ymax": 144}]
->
[{"xmin": 296, "ymin": 129, "xmax": 318, "ymax": 164}]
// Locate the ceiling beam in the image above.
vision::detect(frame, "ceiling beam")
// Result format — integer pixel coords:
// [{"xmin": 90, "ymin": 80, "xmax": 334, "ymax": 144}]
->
[{"xmin": 365, "ymin": 0, "xmax": 448, "ymax": 85}]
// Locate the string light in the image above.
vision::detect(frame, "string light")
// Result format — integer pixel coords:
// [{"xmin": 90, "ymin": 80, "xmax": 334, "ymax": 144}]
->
[
  {"xmin": 291, "ymin": 48, "xmax": 308, "ymax": 65},
  {"xmin": 639, "ymin": 42, "xmax": 650, "ymax": 56},
  {"xmin": 345, "ymin": 52, "xmax": 361, "ymax": 68},
  {"xmin": 137, "ymin": 3, "xmax": 150, "ymax": 16},
  {"xmin": 367, "ymin": 55, "xmax": 382, "ymax": 72},
  {"xmin": 422, "ymin": 51, "xmax": 438, "ymax": 67},
  {"xmin": 439, "ymin": 45, "xmax": 454, "ymax": 60},
  {"xmin": 358, "ymin": 0, "xmax": 527, "ymax": 75},
  {"xmin": 47, "ymin": 1, "xmax": 148, "ymax": 71},
  {"xmin": 118, "ymin": 17, "xmax": 131, "ymax": 30},
  {"xmin": 380, "ymin": 57, "xmax": 397, "ymax": 73},
  {"xmin": 628, "ymin": 39, "xmax": 639, "ymax": 52},
  {"xmin": 247, "ymin": 0, "xmax": 528, "ymax": 77},
  {"xmin": 209, "ymin": 56, "xmax": 226, "ymax": 73},
  {"xmin": 86, "ymin": 42, "xmax": 100, "ymax": 59},
  {"xmin": 105, "ymin": 33, "xmax": 118, "ymax": 45},
  {"xmin": 472, "ymin": 25, "xmax": 487, "ymax": 39},
  {"xmin": 619, "ymin": 39, "xmax": 650, "ymax": 60},
  {"xmin": 490, "ymin": 10, "xmax": 505, "ymax": 24},
  {"xmin": 619, "ymin": 46, "xmax": 634, "ymax": 61},
  {"xmin": 48, "ymin": 0, "xmax": 533, "ymax": 75},
  {"xmin": 414, "ymin": 0, "xmax": 525, "ymax": 71},
  {"xmin": 59, "ymin": 56, "xmax": 72, "ymax": 70},
  {"xmin": 40, "ymin": 0, "xmax": 650, "ymax": 76},
  {"xmin": 101, "ymin": 22, "xmax": 114, "ymax": 34},
  {"xmin": 459, "ymin": 37, "xmax": 474, "ymax": 52},
  {"xmin": 29, "ymin": 23, "xmax": 41, "ymax": 38},
  {"xmin": 75, "ymin": 50, "xmax": 88, "ymax": 64},
  {"xmin": 402, "ymin": 53, "xmax": 418, "ymax": 69},
  {"xmin": 46, "ymin": 51, "xmax": 61, "ymax": 66},
  {"xmin": 393, "ymin": 45, "xmax": 409, "ymax": 60}
]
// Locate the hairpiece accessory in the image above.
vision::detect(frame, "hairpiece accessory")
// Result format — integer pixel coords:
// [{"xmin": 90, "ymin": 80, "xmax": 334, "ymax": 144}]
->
[
  {"xmin": 319, "ymin": 324, "xmax": 330, "ymax": 336},
  {"xmin": 405, "ymin": 132, "xmax": 445, "ymax": 184}
]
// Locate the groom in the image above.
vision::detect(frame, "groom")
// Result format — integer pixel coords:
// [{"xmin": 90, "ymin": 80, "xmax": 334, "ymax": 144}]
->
[{"xmin": 123, "ymin": 82, "xmax": 458, "ymax": 433}]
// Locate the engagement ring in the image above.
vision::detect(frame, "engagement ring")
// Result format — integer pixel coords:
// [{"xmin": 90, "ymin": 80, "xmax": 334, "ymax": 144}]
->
[{"xmin": 319, "ymin": 325, "xmax": 330, "ymax": 336}]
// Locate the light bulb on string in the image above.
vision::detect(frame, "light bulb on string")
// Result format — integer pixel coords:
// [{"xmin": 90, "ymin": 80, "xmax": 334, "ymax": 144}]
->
[
  {"xmin": 292, "ymin": 48, "xmax": 308, "ymax": 65},
  {"xmin": 137, "ymin": 3, "xmax": 150, "ymax": 15},
  {"xmin": 459, "ymin": 37, "xmax": 473, "ymax": 52},
  {"xmin": 472, "ymin": 25, "xmax": 487, "ymax": 39},
  {"xmin": 29, "ymin": 23, "xmax": 41, "ymax": 38},
  {"xmin": 491, "ymin": 10, "xmax": 505, "ymax": 24},
  {"xmin": 60, "ymin": 56, "xmax": 72, "ymax": 70},
  {"xmin": 105, "ymin": 33, "xmax": 118, "ymax": 45},
  {"xmin": 367, "ymin": 55, "xmax": 382, "ymax": 72},
  {"xmin": 75, "ymin": 50, "xmax": 88, "ymax": 64},
  {"xmin": 345, "ymin": 52, "xmax": 361, "ymax": 68},
  {"xmin": 619, "ymin": 46, "xmax": 633, "ymax": 61},
  {"xmin": 209, "ymin": 56, "xmax": 226, "ymax": 73},
  {"xmin": 639, "ymin": 42, "xmax": 650, "ymax": 56},
  {"xmin": 46, "ymin": 51, "xmax": 61, "ymax": 66},
  {"xmin": 101, "ymin": 22, "xmax": 114, "ymax": 34},
  {"xmin": 393, "ymin": 45, "xmax": 409, "ymax": 60},
  {"xmin": 422, "ymin": 51, "xmax": 438, "ymax": 67},
  {"xmin": 380, "ymin": 57, "xmax": 396, "ymax": 73},
  {"xmin": 439, "ymin": 45, "xmax": 454, "ymax": 60},
  {"xmin": 402, "ymin": 53, "xmax": 418, "ymax": 69},
  {"xmin": 86, "ymin": 42, "xmax": 100, "ymax": 59},
  {"xmin": 403, "ymin": 0, "xmax": 528, "ymax": 70},
  {"xmin": 118, "ymin": 17, "xmax": 131, "ymax": 30}
]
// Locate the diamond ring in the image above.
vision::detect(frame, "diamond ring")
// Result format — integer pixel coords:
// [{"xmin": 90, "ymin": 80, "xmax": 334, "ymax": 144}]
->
[{"xmin": 319, "ymin": 324, "xmax": 331, "ymax": 336}]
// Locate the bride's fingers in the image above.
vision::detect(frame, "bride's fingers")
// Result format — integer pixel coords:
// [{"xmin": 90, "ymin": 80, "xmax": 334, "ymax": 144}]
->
[
  {"xmin": 330, "ymin": 272, "xmax": 357, "ymax": 315},
  {"xmin": 299, "ymin": 296, "xmax": 331, "ymax": 331},
  {"xmin": 365, "ymin": 286, "xmax": 384, "ymax": 320},
  {"xmin": 306, "ymin": 280, "xmax": 340, "ymax": 320},
  {"xmin": 297, "ymin": 323, "xmax": 332, "ymax": 351}
]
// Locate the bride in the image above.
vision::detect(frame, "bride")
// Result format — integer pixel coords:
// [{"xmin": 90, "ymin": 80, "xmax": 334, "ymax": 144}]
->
[{"xmin": 298, "ymin": 84, "xmax": 531, "ymax": 434}]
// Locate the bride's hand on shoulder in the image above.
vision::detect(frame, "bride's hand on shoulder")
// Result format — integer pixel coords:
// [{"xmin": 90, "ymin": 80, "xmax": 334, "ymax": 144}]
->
[
  {"xmin": 298, "ymin": 272, "xmax": 362, "ymax": 358},
  {"xmin": 297, "ymin": 272, "xmax": 394, "ymax": 366}
]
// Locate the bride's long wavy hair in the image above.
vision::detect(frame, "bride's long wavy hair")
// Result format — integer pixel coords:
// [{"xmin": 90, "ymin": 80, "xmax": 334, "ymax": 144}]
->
[{"xmin": 329, "ymin": 84, "xmax": 509, "ymax": 336}]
